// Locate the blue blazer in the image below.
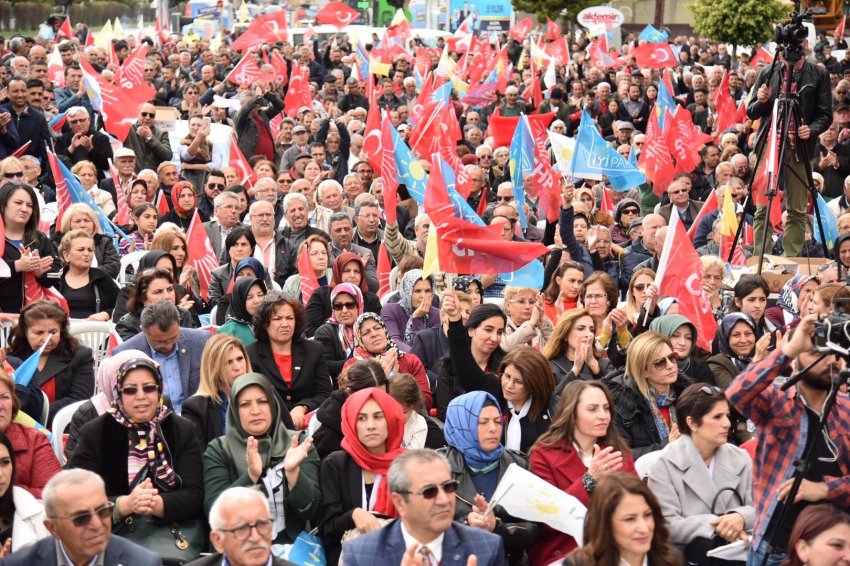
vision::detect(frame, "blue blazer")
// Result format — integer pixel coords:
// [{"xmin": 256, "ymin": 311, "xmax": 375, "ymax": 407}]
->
[
  {"xmin": 0, "ymin": 534, "xmax": 161, "ymax": 565},
  {"xmin": 114, "ymin": 327, "xmax": 211, "ymax": 406},
  {"xmin": 342, "ymin": 519, "xmax": 504, "ymax": 566}
]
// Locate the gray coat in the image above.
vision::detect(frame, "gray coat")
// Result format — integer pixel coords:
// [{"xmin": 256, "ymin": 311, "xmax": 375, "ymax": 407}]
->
[{"xmin": 647, "ymin": 434, "xmax": 755, "ymax": 548}]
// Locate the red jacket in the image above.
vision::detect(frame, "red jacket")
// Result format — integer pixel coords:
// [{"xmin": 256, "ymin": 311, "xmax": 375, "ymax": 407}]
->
[
  {"xmin": 529, "ymin": 439, "xmax": 637, "ymax": 566},
  {"xmin": 7, "ymin": 422, "xmax": 61, "ymax": 499}
]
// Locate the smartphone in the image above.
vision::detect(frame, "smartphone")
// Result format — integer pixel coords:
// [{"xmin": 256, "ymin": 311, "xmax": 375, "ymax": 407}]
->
[{"xmin": 204, "ymin": 117, "xmax": 212, "ymax": 126}]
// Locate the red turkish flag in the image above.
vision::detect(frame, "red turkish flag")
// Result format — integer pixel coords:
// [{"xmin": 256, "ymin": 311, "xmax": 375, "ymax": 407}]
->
[
  {"xmin": 23, "ymin": 271, "xmax": 69, "ymax": 316},
  {"xmin": 424, "ymin": 156, "xmax": 548, "ymax": 274},
  {"xmin": 47, "ymin": 45, "xmax": 65, "ymax": 88},
  {"xmin": 57, "ymin": 17, "xmax": 73, "ymax": 40},
  {"xmin": 229, "ymin": 133, "xmax": 256, "ymax": 185},
  {"xmin": 185, "ymin": 210, "xmax": 220, "ymax": 302},
  {"xmin": 283, "ymin": 60, "xmax": 311, "ymax": 117},
  {"xmin": 509, "ymin": 17, "xmax": 534, "ymax": 42},
  {"xmin": 654, "ymin": 212, "xmax": 718, "ymax": 351},
  {"xmin": 633, "ymin": 42, "xmax": 678, "ymax": 69},
  {"xmin": 488, "ymin": 112, "xmax": 554, "ymax": 149},
  {"xmin": 362, "ymin": 87, "xmax": 382, "ymax": 171},
  {"xmin": 749, "ymin": 47, "xmax": 774, "ymax": 67},
  {"xmin": 639, "ymin": 111, "xmax": 676, "ymax": 195},
  {"xmin": 231, "ymin": 12, "xmax": 288, "ymax": 52},
  {"xmin": 297, "ymin": 242, "xmax": 321, "ymax": 305},
  {"xmin": 108, "ymin": 160, "xmax": 131, "ymax": 226},
  {"xmin": 155, "ymin": 190, "xmax": 170, "ymax": 217},
  {"xmin": 377, "ymin": 243, "xmax": 392, "ymax": 298},
  {"xmin": 588, "ymin": 35, "xmax": 620, "ymax": 69},
  {"xmin": 316, "ymin": 1, "xmax": 361, "ymax": 28},
  {"xmin": 435, "ymin": 111, "xmax": 472, "ymax": 199},
  {"xmin": 545, "ymin": 18, "xmax": 561, "ymax": 41}
]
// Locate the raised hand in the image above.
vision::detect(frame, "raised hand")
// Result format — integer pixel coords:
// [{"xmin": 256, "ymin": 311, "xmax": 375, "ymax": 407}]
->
[
  {"xmin": 246, "ymin": 435, "xmax": 263, "ymax": 483},
  {"xmin": 587, "ymin": 444, "xmax": 624, "ymax": 479}
]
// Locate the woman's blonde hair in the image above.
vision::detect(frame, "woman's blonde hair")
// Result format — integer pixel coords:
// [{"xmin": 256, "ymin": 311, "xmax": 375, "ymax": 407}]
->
[
  {"xmin": 625, "ymin": 268, "xmax": 656, "ymax": 322},
  {"xmin": 196, "ymin": 334, "xmax": 252, "ymax": 402},
  {"xmin": 58, "ymin": 229, "xmax": 94, "ymax": 263},
  {"xmin": 624, "ymin": 332, "xmax": 673, "ymax": 399},
  {"xmin": 70, "ymin": 160, "xmax": 96, "ymax": 178},
  {"xmin": 60, "ymin": 203, "xmax": 104, "ymax": 235}
]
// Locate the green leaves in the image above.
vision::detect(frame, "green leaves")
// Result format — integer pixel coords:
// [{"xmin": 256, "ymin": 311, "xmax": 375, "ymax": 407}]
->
[
  {"xmin": 511, "ymin": 0, "xmax": 605, "ymax": 24},
  {"xmin": 688, "ymin": 0, "xmax": 790, "ymax": 52}
]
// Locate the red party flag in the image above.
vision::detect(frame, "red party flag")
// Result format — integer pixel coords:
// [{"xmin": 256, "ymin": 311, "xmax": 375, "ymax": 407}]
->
[
  {"xmin": 268, "ymin": 50, "xmax": 289, "ymax": 88},
  {"xmin": 654, "ymin": 212, "xmax": 718, "ymax": 351},
  {"xmin": 185, "ymin": 210, "xmax": 219, "ymax": 302},
  {"xmin": 283, "ymin": 60, "xmax": 311, "ymax": 117},
  {"xmin": 315, "ymin": 1, "xmax": 361, "ymax": 28},
  {"xmin": 639, "ymin": 111, "xmax": 676, "ymax": 195},
  {"xmin": 47, "ymin": 45, "xmax": 65, "ymax": 88},
  {"xmin": 509, "ymin": 17, "xmax": 534, "ymax": 42},
  {"xmin": 229, "ymin": 133, "xmax": 256, "ymax": 185},
  {"xmin": 114, "ymin": 44, "xmax": 150, "ymax": 91},
  {"xmin": 108, "ymin": 159, "xmax": 131, "ymax": 226},
  {"xmin": 379, "ymin": 115, "xmax": 399, "ymax": 197},
  {"xmin": 226, "ymin": 52, "xmax": 274, "ymax": 88},
  {"xmin": 687, "ymin": 190, "xmax": 718, "ymax": 240},
  {"xmin": 23, "ymin": 272, "xmax": 69, "ymax": 316},
  {"xmin": 836, "ymin": 15, "xmax": 846, "ymax": 43},
  {"xmin": 376, "ymin": 243, "xmax": 391, "ymax": 298},
  {"xmin": 155, "ymin": 190, "xmax": 170, "ymax": 217},
  {"xmin": 711, "ymin": 71, "xmax": 737, "ymax": 139},
  {"xmin": 527, "ymin": 115, "xmax": 560, "ymax": 222},
  {"xmin": 297, "ymin": 242, "xmax": 321, "ymax": 304},
  {"xmin": 362, "ymin": 87, "xmax": 383, "ymax": 171},
  {"xmin": 545, "ymin": 18, "xmax": 561, "ymax": 41},
  {"xmin": 57, "ymin": 16, "xmax": 73, "ymax": 40},
  {"xmin": 633, "ymin": 42, "xmax": 678, "ymax": 69},
  {"xmin": 11, "ymin": 141, "xmax": 31, "ymax": 159},
  {"xmin": 488, "ymin": 112, "xmax": 554, "ymax": 149},
  {"xmin": 749, "ymin": 47, "xmax": 774, "ymax": 67}
]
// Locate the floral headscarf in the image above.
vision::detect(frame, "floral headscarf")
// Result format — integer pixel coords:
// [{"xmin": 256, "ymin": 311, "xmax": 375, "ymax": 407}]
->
[
  {"xmin": 353, "ymin": 312, "xmax": 402, "ymax": 361},
  {"xmin": 777, "ymin": 275, "xmax": 817, "ymax": 316},
  {"xmin": 398, "ymin": 269, "xmax": 433, "ymax": 344},
  {"xmin": 327, "ymin": 283, "xmax": 364, "ymax": 356}
]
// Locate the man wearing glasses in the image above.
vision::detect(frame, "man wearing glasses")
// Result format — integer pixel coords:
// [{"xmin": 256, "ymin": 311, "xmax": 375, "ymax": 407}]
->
[
  {"xmin": 0, "ymin": 469, "xmax": 159, "ymax": 565},
  {"xmin": 124, "ymin": 102, "xmax": 174, "ymax": 172},
  {"xmin": 342, "ymin": 450, "xmax": 503, "ymax": 566},
  {"xmin": 658, "ymin": 179, "xmax": 702, "ymax": 230},
  {"xmin": 55, "ymin": 106, "xmax": 113, "ymax": 179},
  {"xmin": 197, "ymin": 169, "xmax": 227, "ymax": 219},
  {"xmin": 188, "ymin": 487, "xmax": 294, "ymax": 566}
]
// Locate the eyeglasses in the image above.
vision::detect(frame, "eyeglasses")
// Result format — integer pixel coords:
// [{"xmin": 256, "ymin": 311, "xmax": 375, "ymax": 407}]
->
[
  {"xmin": 332, "ymin": 301, "xmax": 358, "ymax": 311},
  {"xmin": 633, "ymin": 283, "xmax": 649, "ymax": 291},
  {"xmin": 499, "ymin": 374, "xmax": 525, "ymax": 387},
  {"xmin": 584, "ymin": 294, "xmax": 608, "ymax": 302},
  {"xmin": 497, "ymin": 195, "xmax": 513, "ymax": 202},
  {"xmin": 207, "ymin": 183, "xmax": 225, "ymax": 190},
  {"xmin": 120, "ymin": 383, "xmax": 160, "ymax": 396},
  {"xmin": 53, "ymin": 503, "xmax": 114, "ymax": 527},
  {"xmin": 622, "ymin": 208, "xmax": 639, "ymax": 215},
  {"xmin": 140, "ymin": 112, "xmax": 155, "ymax": 118},
  {"xmin": 651, "ymin": 352, "xmax": 679, "ymax": 370},
  {"xmin": 668, "ymin": 188, "xmax": 689, "ymax": 195},
  {"xmin": 479, "ymin": 155, "xmax": 493, "ymax": 160},
  {"xmin": 278, "ymin": 178, "xmax": 292, "ymax": 184},
  {"xmin": 219, "ymin": 519, "xmax": 274, "ymax": 541},
  {"xmin": 699, "ymin": 386, "xmax": 723, "ymax": 395},
  {"xmin": 3, "ymin": 172, "xmax": 24, "ymax": 179},
  {"xmin": 398, "ymin": 479, "xmax": 459, "ymax": 499},
  {"xmin": 68, "ymin": 118, "xmax": 88, "ymax": 124}
]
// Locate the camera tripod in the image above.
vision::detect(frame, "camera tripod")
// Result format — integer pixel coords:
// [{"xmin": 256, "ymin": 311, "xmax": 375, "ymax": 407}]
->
[{"xmin": 726, "ymin": 49, "xmax": 829, "ymax": 272}]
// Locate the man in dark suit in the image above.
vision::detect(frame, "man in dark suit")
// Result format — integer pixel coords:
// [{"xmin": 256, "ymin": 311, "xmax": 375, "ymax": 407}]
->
[
  {"xmin": 0, "ymin": 469, "xmax": 161, "ymax": 566},
  {"xmin": 114, "ymin": 301, "xmax": 210, "ymax": 413},
  {"xmin": 187, "ymin": 486, "xmax": 296, "ymax": 566},
  {"xmin": 342, "ymin": 449, "xmax": 504, "ymax": 566}
]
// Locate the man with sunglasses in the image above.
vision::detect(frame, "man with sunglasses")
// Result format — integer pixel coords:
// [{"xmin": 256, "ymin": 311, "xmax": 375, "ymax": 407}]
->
[
  {"xmin": 123, "ymin": 103, "xmax": 174, "ymax": 172},
  {"xmin": 0, "ymin": 469, "xmax": 160, "ymax": 565},
  {"xmin": 197, "ymin": 169, "xmax": 227, "ymax": 219},
  {"xmin": 342, "ymin": 449, "xmax": 503, "ymax": 566},
  {"xmin": 55, "ymin": 106, "xmax": 113, "ymax": 181},
  {"xmin": 728, "ymin": 314, "xmax": 850, "ymax": 566},
  {"xmin": 658, "ymin": 179, "xmax": 702, "ymax": 230}
]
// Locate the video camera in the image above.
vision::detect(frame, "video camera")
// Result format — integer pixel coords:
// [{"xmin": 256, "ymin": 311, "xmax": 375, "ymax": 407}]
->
[
  {"xmin": 814, "ymin": 297, "xmax": 850, "ymax": 356},
  {"xmin": 774, "ymin": 8, "xmax": 825, "ymax": 62}
]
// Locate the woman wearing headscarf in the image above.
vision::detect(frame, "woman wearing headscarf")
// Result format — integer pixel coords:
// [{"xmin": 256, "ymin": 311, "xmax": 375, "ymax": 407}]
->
[
  {"xmin": 764, "ymin": 275, "xmax": 819, "ymax": 330},
  {"xmin": 380, "ymin": 269, "xmax": 441, "ymax": 352},
  {"xmin": 63, "ymin": 349, "xmax": 154, "ymax": 459},
  {"xmin": 343, "ymin": 313, "xmax": 432, "ymax": 409},
  {"xmin": 649, "ymin": 314, "xmax": 716, "ymax": 386},
  {"xmin": 217, "ymin": 277, "xmax": 267, "ymax": 346},
  {"xmin": 610, "ymin": 198, "xmax": 641, "ymax": 245},
  {"xmin": 707, "ymin": 312, "xmax": 766, "ymax": 388},
  {"xmin": 67, "ymin": 358, "xmax": 204, "ymax": 524},
  {"xmin": 203, "ymin": 374, "xmax": 321, "ymax": 543},
  {"xmin": 576, "ymin": 187, "xmax": 614, "ymax": 227},
  {"xmin": 318, "ymin": 388, "xmax": 406, "ymax": 565},
  {"xmin": 212, "ymin": 257, "xmax": 270, "ymax": 326},
  {"xmin": 159, "ymin": 181, "xmax": 209, "ymax": 231},
  {"xmin": 313, "ymin": 283, "xmax": 364, "ymax": 384},
  {"xmin": 441, "ymin": 391, "xmax": 540, "ymax": 566},
  {"xmin": 304, "ymin": 252, "xmax": 382, "ymax": 337},
  {"xmin": 452, "ymin": 276, "xmax": 483, "ymax": 306}
]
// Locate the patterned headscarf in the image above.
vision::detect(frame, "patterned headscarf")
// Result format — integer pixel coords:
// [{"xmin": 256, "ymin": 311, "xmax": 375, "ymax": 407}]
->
[
  {"xmin": 398, "ymin": 269, "xmax": 433, "ymax": 344},
  {"xmin": 109, "ymin": 358, "xmax": 177, "ymax": 489},
  {"xmin": 327, "ymin": 283, "xmax": 364, "ymax": 356},
  {"xmin": 444, "ymin": 391, "xmax": 504, "ymax": 472},
  {"xmin": 717, "ymin": 312, "xmax": 757, "ymax": 370},
  {"xmin": 353, "ymin": 312, "xmax": 402, "ymax": 361},
  {"xmin": 777, "ymin": 275, "xmax": 817, "ymax": 315}
]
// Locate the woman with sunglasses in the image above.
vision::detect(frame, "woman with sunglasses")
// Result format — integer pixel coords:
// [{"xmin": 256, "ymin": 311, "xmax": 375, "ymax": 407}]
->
[
  {"xmin": 501, "ymin": 286, "xmax": 553, "ymax": 352},
  {"xmin": 304, "ymin": 253, "xmax": 382, "ymax": 338},
  {"xmin": 707, "ymin": 313, "xmax": 768, "ymax": 389},
  {"xmin": 202, "ymin": 373, "xmax": 320, "ymax": 543},
  {"xmin": 608, "ymin": 332, "xmax": 694, "ymax": 458},
  {"xmin": 649, "ymin": 314, "xmax": 716, "ymax": 386},
  {"xmin": 562, "ymin": 473, "xmax": 679, "ymax": 566},
  {"xmin": 318, "ymin": 387, "xmax": 406, "ymax": 565},
  {"xmin": 159, "ymin": 180, "xmax": 208, "ymax": 232},
  {"xmin": 314, "ymin": 283, "xmax": 364, "ymax": 385},
  {"xmin": 343, "ymin": 313, "xmax": 431, "ymax": 410},
  {"xmin": 0, "ymin": 183, "xmax": 61, "ymax": 315},
  {"xmin": 529, "ymin": 381, "xmax": 636, "ymax": 566},
  {"xmin": 67, "ymin": 358, "xmax": 204, "ymax": 525},
  {"xmin": 647, "ymin": 383, "xmax": 754, "ymax": 564},
  {"xmin": 0, "ymin": 429, "xmax": 50, "ymax": 557},
  {"xmin": 217, "ymin": 277, "xmax": 267, "ymax": 347},
  {"xmin": 611, "ymin": 199, "xmax": 641, "ymax": 246},
  {"xmin": 441, "ymin": 391, "xmax": 541, "ymax": 566}
]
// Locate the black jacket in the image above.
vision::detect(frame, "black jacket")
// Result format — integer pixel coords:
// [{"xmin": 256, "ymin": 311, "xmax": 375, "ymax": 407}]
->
[
  {"xmin": 442, "ymin": 447, "xmax": 541, "ymax": 566},
  {"xmin": 549, "ymin": 356, "xmax": 612, "ymax": 389},
  {"xmin": 313, "ymin": 322, "xmax": 353, "ymax": 385},
  {"xmin": 30, "ymin": 346, "xmax": 94, "ymax": 427},
  {"xmin": 304, "ymin": 285, "xmax": 382, "ymax": 337},
  {"xmin": 181, "ymin": 395, "xmax": 225, "ymax": 451},
  {"xmin": 607, "ymin": 371, "xmax": 693, "ymax": 459},
  {"xmin": 247, "ymin": 338, "xmax": 333, "ymax": 413},
  {"xmin": 67, "ymin": 411, "xmax": 205, "ymax": 523},
  {"xmin": 312, "ymin": 390, "xmax": 347, "ymax": 459},
  {"xmin": 57, "ymin": 266, "xmax": 120, "ymax": 319},
  {"xmin": 52, "ymin": 232, "xmax": 121, "ymax": 279},
  {"xmin": 0, "ymin": 232, "xmax": 61, "ymax": 314},
  {"xmin": 55, "ymin": 128, "xmax": 114, "ymax": 177},
  {"xmin": 2, "ymin": 105, "xmax": 49, "ymax": 164},
  {"xmin": 115, "ymin": 306, "xmax": 195, "ymax": 341},
  {"xmin": 410, "ymin": 327, "xmax": 449, "ymax": 392},
  {"xmin": 234, "ymin": 92, "xmax": 284, "ymax": 163}
]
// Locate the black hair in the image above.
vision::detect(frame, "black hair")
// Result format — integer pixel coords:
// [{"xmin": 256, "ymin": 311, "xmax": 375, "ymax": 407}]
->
[
  {"xmin": 733, "ymin": 274, "xmax": 769, "ymax": 302},
  {"xmin": 224, "ymin": 226, "xmax": 256, "ymax": 256},
  {"xmin": 676, "ymin": 383, "xmax": 728, "ymax": 436},
  {"xmin": 465, "ymin": 303, "xmax": 507, "ymax": 330}
]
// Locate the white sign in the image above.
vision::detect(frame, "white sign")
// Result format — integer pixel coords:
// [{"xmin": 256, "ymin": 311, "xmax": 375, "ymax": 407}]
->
[{"xmin": 577, "ymin": 6, "xmax": 624, "ymax": 30}]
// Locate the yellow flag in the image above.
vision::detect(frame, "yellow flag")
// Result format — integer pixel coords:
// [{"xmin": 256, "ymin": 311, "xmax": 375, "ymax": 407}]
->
[
  {"xmin": 210, "ymin": 31, "xmax": 222, "ymax": 53},
  {"xmin": 720, "ymin": 188, "xmax": 738, "ymax": 238},
  {"xmin": 369, "ymin": 57, "xmax": 392, "ymax": 77},
  {"xmin": 95, "ymin": 20, "xmax": 113, "ymax": 51},
  {"xmin": 113, "ymin": 18, "xmax": 124, "ymax": 40},
  {"xmin": 422, "ymin": 225, "xmax": 441, "ymax": 279},
  {"xmin": 237, "ymin": 1, "xmax": 250, "ymax": 23}
]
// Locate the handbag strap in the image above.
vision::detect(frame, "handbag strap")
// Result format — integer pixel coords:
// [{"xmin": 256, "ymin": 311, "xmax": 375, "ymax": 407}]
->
[{"xmin": 710, "ymin": 486, "xmax": 744, "ymax": 516}]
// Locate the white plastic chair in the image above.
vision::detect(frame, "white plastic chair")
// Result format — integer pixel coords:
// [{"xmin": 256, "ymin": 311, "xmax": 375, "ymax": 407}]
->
[
  {"xmin": 117, "ymin": 250, "xmax": 148, "ymax": 285},
  {"xmin": 634, "ymin": 447, "xmax": 668, "ymax": 481},
  {"xmin": 380, "ymin": 290, "xmax": 399, "ymax": 307},
  {"xmin": 209, "ymin": 305, "xmax": 218, "ymax": 326},
  {"xmin": 51, "ymin": 399, "xmax": 86, "ymax": 464},
  {"xmin": 70, "ymin": 320, "xmax": 114, "ymax": 381},
  {"xmin": 0, "ymin": 320, "xmax": 13, "ymax": 349},
  {"xmin": 483, "ymin": 297, "xmax": 504, "ymax": 309},
  {"xmin": 40, "ymin": 390, "xmax": 50, "ymax": 427},
  {"xmin": 389, "ymin": 266, "xmax": 399, "ymax": 291}
]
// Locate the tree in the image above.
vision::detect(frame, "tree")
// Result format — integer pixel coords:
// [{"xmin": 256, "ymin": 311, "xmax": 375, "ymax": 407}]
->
[
  {"xmin": 689, "ymin": 0, "xmax": 790, "ymax": 58},
  {"xmin": 511, "ymin": 0, "xmax": 605, "ymax": 24}
]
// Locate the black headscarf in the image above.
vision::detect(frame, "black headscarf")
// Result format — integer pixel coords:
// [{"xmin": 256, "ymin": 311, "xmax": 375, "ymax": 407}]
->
[{"xmin": 227, "ymin": 277, "xmax": 267, "ymax": 324}]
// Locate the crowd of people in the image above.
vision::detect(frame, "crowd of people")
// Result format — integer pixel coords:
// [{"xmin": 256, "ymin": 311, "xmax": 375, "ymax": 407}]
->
[{"xmin": 0, "ymin": 10, "xmax": 845, "ymax": 566}]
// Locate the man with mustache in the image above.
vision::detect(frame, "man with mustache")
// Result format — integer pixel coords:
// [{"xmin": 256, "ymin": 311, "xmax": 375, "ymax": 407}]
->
[{"xmin": 187, "ymin": 486, "xmax": 297, "ymax": 566}]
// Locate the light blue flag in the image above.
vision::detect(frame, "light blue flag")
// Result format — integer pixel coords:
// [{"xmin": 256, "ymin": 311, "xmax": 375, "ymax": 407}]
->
[
  {"xmin": 389, "ymin": 126, "xmax": 427, "ymax": 205},
  {"xmin": 54, "ymin": 155, "xmax": 118, "ymax": 238},
  {"xmin": 509, "ymin": 114, "xmax": 534, "ymax": 229},
  {"xmin": 500, "ymin": 259, "xmax": 544, "ymax": 288},
  {"xmin": 656, "ymin": 80, "xmax": 677, "ymax": 130},
  {"xmin": 13, "ymin": 335, "xmax": 52, "ymax": 387},
  {"xmin": 433, "ymin": 81, "xmax": 454, "ymax": 106},
  {"xmin": 570, "ymin": 111, "xmax": 646, "ymax": 191},
  {"xmin": 814, "ymin": 193, "xmax": 838, "ymax": 248},
  {"xmin": 413, "ymin": 66, "xmax": 423, "ymax": 91},
  {"xmin": 628, "ymin": 146, "xmax": 639, "ymax": 168},
  {"xmin": 638, "ymin": 24, "xmax": 669, "ymax": 43}
]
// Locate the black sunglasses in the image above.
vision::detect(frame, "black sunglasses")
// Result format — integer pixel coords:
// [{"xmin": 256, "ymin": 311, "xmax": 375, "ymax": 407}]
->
[
  {"xmin": 398, "ymin": 479, "xmax": 459, "ymax": 499},
  {"xmin": 207, "ymin": 183, "xmax": 225, "ymax": 190},
  {"xmin": 120, "ymin": 384, "xmax": 160, "ymax": 396},
  {"xmin": 140, "ymin": 112, "xmax": 155, "ymax": 118},
  {"xmin": 54, "ymin": 503, "xmax": 114, "ymax": 527},
  {"xmin": 332, "ymin": 301, "xmax": 358, "ymax": 311},
  {"xmin": 622, "ymin": 208, "xmax": 639, "ymax": 215},
  {"xmin": 3, "ymin": 172, "xmax": 23, "ymax": 179}
]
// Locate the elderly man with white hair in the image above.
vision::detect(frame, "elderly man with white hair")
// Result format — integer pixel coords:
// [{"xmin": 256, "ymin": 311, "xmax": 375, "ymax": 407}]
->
[
  {"xmin": 498, "ymin": 85, "xmax": 527, "ymax": 116},
  {"xmin": 55, "ymin": 105, "xmax": 113, "ymax": 177},
  {"xmin": 280, "ymin": 191, "xmax": 330, "ymax": 253},
  {"xmin": 317, "ymin": 179, "xmax": 354, "ymax": 217}
]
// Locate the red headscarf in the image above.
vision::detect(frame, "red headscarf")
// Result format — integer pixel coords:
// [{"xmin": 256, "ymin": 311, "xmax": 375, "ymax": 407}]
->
[
  {"xmin": 170, "ymin": 181, "xmax": 197, "ymax": 217},
  {"xmin": 331, "ymin": 252, "xmax": 369, "ymax": 293},
  {"xmin": 340, "ymin": 388, "xmax": 406, "ymax": 517}
]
